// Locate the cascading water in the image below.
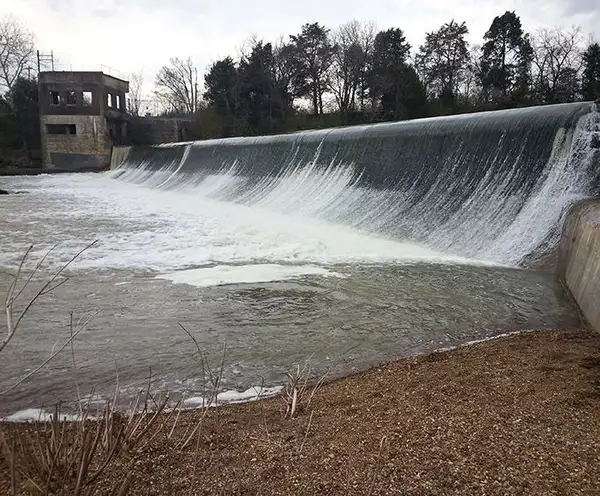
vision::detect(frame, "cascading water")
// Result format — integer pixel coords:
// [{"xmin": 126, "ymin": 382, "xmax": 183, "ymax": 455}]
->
[{"xmin": 114, "ymin": 102, "xmax": 600, "ymax": 266}]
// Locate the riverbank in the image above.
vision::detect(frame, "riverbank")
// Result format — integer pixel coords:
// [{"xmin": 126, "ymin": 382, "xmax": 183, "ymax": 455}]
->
[{"xmin": 1, "ymin": 329, "xmax": 599, "ymax": 495}]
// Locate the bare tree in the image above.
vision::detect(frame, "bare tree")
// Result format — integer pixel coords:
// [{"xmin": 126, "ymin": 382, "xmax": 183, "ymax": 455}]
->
[
  {"xmin": 236, "ymin": 34, "xmax": 261, "ymax": 62},
  {"xmin": 532, "ymin": 26, "xmax": 585, "ymax": 103},
  {"xmin": 0, "ymin": 15, "xmax": 35, "ymax": 94},
  {"xmin": 329, "ymin": 20, "xmax": 377, "ymax": 114},
  {"xmin": 461, "ymin": 45, "xmax": 484, "ymax": 105},
  {"xmin": 154, "ymin": 57, "xmax": 200, "ymax": 114},
  {"xmin": 128, "ymin": 69, "xmax": 144, "ymax": 116}
]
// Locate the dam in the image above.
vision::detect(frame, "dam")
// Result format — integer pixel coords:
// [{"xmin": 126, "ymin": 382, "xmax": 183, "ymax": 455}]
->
[
  {"xmin": 113, "ymin": 102, "xmax": 600, "ymax": 266},
  {"xmin": 0, "ymin": 102, "xmax": 599, "ymax": 415}
]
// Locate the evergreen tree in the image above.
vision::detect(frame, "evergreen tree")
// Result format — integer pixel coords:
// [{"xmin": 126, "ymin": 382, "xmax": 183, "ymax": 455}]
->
[
  {"xmin": 289, "ymin": 23, "xmax": 336, "ymax": 115},
  {"xmin": 238, "ymin": 41, "xmax": 291, "ymax": 133},
  {"xmin": 582, "ymin": 42, "xmax": 600, "ymax": 101},
  {"xmin": 0, "ymin": 95, "xmax": 19, "ymax": 151},
  {"xmin": 480, "ymin": 11, "xmax": 533, "ymax": 106},
  {"xmin": 416, "ymin": 20, "xmax": 470, "ymax": 107},
  {"xmin": 7, "ymin": 76, "xmax": 39, "ymax": 151},
  {"xmin": 369, "ymin": 28, "xmax": 426, "ymax": 120},
  {"xmin": 204, "ymin": 57, "xmax": 240, "ymax": 117},
  {"xmin": 273, "ymin": 41, "xmax": 297, "ymax": 111}
]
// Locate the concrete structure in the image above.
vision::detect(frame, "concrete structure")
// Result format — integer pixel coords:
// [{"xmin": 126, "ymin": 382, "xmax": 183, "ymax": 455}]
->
[
  {"xmin": 38, "ymin": 71, "xmax": 129, "ymax": 169},
  {"xmin": 110, "ymin": 146, "xmax": 132, "ymax": 169},
  {"xmin": 128, "ymin": 116, "xmax": 192, "ymax": 145},
  {"xmin": 559, "ymin": 198, "xmax": 600, "ymax": 333}
]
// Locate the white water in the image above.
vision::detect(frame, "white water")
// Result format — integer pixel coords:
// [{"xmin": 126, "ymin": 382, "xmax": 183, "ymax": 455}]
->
[
  {"xmin": 1, "ymin": 105, "xmax": 597, "ymax": 286},
  {"xmin": 2, "ymin": 408, "xmax": 84, "ymax": 423},
  {"xmin": 0, "ymin": 104, "xmax": 595, "ymax": 419},
  {"xmin": 0, "ymin": 172, "xmax": 486, "ymax": 288},
  {"xmin": 2, "ymin": 385, "xmax": 284, "ymax": 422},
  {"xmin": 111, "ymin": 106, "xmax": 598, "ymax": 268}
]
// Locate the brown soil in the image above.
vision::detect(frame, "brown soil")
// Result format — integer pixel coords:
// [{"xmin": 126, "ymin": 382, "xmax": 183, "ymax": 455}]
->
[{"xmin": 2, "ymin": 330, "xmax": 599, "ymax": 495}]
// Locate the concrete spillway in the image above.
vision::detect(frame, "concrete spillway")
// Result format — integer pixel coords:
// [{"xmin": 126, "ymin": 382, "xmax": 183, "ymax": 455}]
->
[{"xmin": 112, "ymin": 102, "xmax": 600, "ymax": 267}]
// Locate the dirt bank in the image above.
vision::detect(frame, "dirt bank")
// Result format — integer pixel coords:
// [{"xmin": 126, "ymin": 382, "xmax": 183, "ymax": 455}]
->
[{"xmin": 1, "ymin": 329, "xmax": 599, "ymax": 495}]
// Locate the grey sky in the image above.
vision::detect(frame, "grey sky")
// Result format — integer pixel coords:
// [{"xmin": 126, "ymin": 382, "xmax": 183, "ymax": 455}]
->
[{"xmin": 2, "ymin": 0, "xmax": 599, "ymax": 93}]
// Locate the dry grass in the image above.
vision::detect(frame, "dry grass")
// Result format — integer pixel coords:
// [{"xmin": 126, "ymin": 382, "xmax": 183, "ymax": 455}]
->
[
  {"xmin": 0, "ymin": 391, "xmax": 175, "ymax": 495},
  {"xmin": 282, "ymin": 361, "xmax": 327, "ymax": 419},
  {"xmin": 0, "ymin": 245, "xmax": 183, "ymax": 495}
]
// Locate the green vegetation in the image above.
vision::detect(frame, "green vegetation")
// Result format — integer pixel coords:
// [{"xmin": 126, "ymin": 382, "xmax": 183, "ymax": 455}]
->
[
  {"xmin": 0, "ymin": 78, "xmax": 39, "ymax": 168},
  {"xmin": 0, "ymin": 17, "xmax": 38, "ymax": 167}
]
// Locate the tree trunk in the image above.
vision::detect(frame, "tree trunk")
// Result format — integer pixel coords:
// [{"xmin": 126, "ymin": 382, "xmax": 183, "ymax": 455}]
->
[{"xmin": 319, "ymin": 90, "xmax": 324, "ymax": 115}]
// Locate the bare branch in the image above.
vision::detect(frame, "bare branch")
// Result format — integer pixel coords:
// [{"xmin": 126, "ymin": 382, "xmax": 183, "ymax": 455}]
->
[
  {"xmin": 154, "ymin": 57, "xmax": 199, "ymax": 114},
  {"xmin": 329, "ymin": 20, "xmax": 376, "ymax": 113},
  {"xmin": 9, "ymin": 244, "xmax": 58, "ymax": 306},
  {"xmin": 70, "ymin": 312, "xmax": 83, "ymax": 417},
  {"xmin": 1, "ymin": 241, "xmax": 98, "ymax": 395},
  {"xmin": 10, "ymin": 240, "xmax": 98, "ymax": 335},
  {"xmin": 0, "ymin": 15, "xmax": 35, "ymax": 93},
  {"xmin": 0, "ymin": 310, "xmax": 98, "ymax": 396},
  {"xmin": 532, "ymin": 26, "xmax": 586, "ymax": 103},
  {"xmin": 128, "ymin": 69, "xmax": 144, "ymax": 116}
]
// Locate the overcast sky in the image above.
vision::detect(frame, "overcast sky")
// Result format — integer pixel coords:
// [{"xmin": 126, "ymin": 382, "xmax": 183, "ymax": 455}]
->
[{"xmin": 2, "ymin": 0, "xmax": 599, "ymax": 94}]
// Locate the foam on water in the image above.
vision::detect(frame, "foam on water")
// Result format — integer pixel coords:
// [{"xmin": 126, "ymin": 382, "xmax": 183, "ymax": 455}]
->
[
  {"xmin": 2, "ymin": 408, "xmax": 84, "ymax": 423},
  {"xmin": 0, "ymin": 171, "xmax": 488, "ymax": 281},
  {"xmin": 2, "ymin": 386, "xmax": 284, "ymax": 422},
  {"xmin": 157, "ymin": 264, "xmax": 344, "ymax": 288},
  {"xmin": 183, "ymin": 386, "xmax": 283, "ymax": 408}
]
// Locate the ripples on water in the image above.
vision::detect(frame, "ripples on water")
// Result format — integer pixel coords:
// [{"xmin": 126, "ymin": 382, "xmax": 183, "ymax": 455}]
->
[{"xmin": 0, "ymin": 261, "xmax": 583, "ymax": 416}]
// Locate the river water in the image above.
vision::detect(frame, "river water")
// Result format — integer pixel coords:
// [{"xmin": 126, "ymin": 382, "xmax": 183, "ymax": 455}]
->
[{"xmin": 0, "ymin": 173, "xmax": 584, "ymax": 416}]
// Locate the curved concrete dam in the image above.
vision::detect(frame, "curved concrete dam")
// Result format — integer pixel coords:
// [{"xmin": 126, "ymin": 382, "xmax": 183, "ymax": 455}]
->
[
  {"xmin": 114, "ymin": 102, "xmax": 600, "ymax": 267},
  {"xmin": 2, "ymin": 102, "xmax": 600, "ymax": 416}
]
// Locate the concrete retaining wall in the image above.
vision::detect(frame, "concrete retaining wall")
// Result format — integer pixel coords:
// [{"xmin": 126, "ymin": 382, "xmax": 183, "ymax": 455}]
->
[
  {"xmin": 110, "ymin": 146, "xmax": 131, "ymax": 169},
  {"xmin": 558, "ymin": 198, "xmax": 600, "ymax": 332}
]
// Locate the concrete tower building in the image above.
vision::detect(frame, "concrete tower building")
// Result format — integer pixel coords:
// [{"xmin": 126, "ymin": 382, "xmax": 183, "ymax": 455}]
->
[{"xmin": 38, "ymin": 71, "xmax": 129, "ymax": 170}]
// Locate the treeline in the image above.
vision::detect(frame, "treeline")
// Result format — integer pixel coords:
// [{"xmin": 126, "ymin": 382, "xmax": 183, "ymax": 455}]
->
[
  {"xmin": 2, "ymin": 11, "xmax": 600, "ymax": 162},
  {"xmin": 154, "ymin": 11, "xmax": 600, "ymax": 139}
]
